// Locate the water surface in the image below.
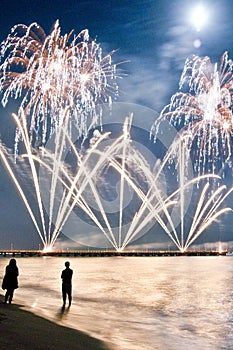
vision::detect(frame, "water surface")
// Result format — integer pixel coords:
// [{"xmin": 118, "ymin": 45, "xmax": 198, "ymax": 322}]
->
[{"xmin": 1, "ymin": 256, "xmax": 233, "ymax": 350}]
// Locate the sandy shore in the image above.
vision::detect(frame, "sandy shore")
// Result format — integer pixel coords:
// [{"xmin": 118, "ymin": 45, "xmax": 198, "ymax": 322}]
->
[{"xmin": 0, "ymin": 298, "xmax": 114, "ymax": 350}]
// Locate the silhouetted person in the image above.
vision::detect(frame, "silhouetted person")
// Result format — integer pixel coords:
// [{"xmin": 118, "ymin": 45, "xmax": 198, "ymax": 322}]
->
[
  {"xmin": 2, "ymin": 258, "xmax": 19, "ymax": 304},
  {"xmin": 61, "ymin": 261, "xmax": 73, "ymax": 308}
]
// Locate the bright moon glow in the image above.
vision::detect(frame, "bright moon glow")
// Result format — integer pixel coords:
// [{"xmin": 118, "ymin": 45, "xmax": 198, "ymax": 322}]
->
[{"xmin": 190, "ymin": 4, "xmax": 208, "ymax": 31}]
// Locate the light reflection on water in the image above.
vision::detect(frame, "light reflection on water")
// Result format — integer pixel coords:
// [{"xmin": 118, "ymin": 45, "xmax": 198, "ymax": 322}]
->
[{"xmin": 1, "ymin": 256, "xmax": 233, "ymax": 350}]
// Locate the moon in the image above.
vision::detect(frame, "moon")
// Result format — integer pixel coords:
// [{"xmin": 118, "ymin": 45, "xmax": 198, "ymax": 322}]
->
[{"xmin": 190, "ymin": 4, "xmax": 208, "ymax": 32}]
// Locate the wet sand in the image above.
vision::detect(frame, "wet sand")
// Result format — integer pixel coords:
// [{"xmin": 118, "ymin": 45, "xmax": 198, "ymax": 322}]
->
[{"xmin": 0, "ymin": 301, "xmax": 114, "ymax": 350}]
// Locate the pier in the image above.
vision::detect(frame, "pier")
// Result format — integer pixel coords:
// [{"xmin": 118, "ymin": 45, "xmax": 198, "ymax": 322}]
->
[{"xmin": 0, "ymin": 249, "xmax": 229, "ymax": 257}]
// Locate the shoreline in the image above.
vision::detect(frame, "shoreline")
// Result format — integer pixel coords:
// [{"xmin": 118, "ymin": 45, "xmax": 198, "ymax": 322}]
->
[
  {"xmin": 0, "ymin": 249, "xmax": 229, "ymax": 257},
  {"xmin": 0, "ymin": 298, "xmax": 115, "ymax": 350}
]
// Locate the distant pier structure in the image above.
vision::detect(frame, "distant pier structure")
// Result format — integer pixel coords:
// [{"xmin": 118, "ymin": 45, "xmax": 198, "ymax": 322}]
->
[{"xmin": 0, "ymin": 249, "xmax": 229, "ymax": 257}]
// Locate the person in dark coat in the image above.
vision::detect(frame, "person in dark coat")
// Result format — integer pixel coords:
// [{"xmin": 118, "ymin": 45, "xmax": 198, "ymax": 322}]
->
[
  {"xmin": 2, "ymin": 258, "xmax": 19, "ymax": 304},
  {"xmin": 61, "ymin": 261, "xmax": 73, "ymax": 308}
]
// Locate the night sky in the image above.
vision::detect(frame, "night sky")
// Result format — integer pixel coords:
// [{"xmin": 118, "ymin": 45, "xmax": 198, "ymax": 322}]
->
[{"xmin": 0, "ymin": 0, "xmax": 233, "ymax": 250}]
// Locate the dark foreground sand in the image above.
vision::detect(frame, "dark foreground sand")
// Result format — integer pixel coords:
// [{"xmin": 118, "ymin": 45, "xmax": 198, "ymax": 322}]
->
[{"xmin": 0, "ymin": 301, "xmax": 114, "ymax": 350}]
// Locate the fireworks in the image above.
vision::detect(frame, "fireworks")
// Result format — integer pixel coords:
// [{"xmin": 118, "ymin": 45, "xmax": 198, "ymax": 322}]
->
[
  {"xmin": 151, "ymin": 52, "xmax": 233, "ymax": 174},
  {"xmin": 0, "ymin": 20, "xmax": 119, "ymax": 145}
]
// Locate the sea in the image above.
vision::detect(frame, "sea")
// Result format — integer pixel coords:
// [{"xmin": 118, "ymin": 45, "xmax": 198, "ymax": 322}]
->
[{"xmin": 0, "ymin": 255, "xmax": 233, "ymax": 350}]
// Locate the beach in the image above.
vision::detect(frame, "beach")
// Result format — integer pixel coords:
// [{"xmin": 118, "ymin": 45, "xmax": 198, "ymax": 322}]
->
[
  {"xmin": 0, "ymin": 300, "xmax": 114, "ymax": 350},
  {"xmin": 1, "ymin": 256, "xmax": 233, "ymax": 350}
]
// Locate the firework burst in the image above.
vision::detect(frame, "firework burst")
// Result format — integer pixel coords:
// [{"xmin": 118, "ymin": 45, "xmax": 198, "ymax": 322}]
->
[
  {"xmin": 0, "ymin": 20, "xmax": 120, "ymax": 145},
  {"xmin": 151, "ymin": 52, "xmax": 233, "ymax": 174}
]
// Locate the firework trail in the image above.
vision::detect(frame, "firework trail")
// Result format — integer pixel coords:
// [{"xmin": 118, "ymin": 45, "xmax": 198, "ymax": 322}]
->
[
  {"xmin": 0, "ymin": 20, "xmax": 120, "ymax": 147},
  {"xmin": 151, "ymin": 52, "xmax": 233, "ymax": 174}
]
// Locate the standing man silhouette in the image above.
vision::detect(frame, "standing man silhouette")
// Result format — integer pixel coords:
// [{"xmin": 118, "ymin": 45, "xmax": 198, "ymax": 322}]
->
[{"xmin": 61, "ymin": 261, "xmax": 73, "ymax": 308}]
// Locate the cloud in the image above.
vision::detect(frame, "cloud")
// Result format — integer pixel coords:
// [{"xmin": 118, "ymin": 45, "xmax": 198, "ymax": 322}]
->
[{"xmin": 118, "ymin": 56, "xmax": 177, "ymax": 112}]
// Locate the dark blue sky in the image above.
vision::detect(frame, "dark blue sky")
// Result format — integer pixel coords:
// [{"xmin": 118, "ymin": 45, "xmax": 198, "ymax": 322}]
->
[{"xmin": 0, "ymin": 0, "xmax": 233, "ymax": 250}]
